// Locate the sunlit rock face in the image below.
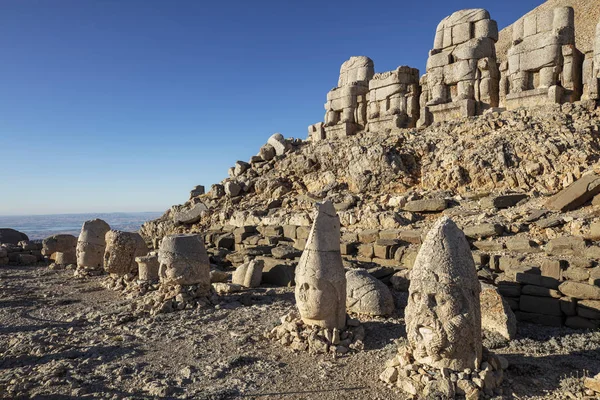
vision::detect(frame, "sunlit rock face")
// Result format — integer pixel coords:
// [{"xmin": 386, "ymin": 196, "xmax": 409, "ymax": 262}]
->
[
  {"xmin": 103, "ymin": 230, "xmax": 147, "ymax": 276},
  {"xmin": 76, "ymin": 219, "xmax": 111, "ymax": 270},
  {"xmin": 42, "ymin": 234, "xmax": 77, "ymax": 265},
  {"xmin": 405, "ymin": 216, "xmax": 482, "ymax": 371},
  {"xmin": 158, "ymin": 234, "xmax": 210, "ymax": 293},
  {"xmin": 294, "ymin": 201, "xmax": 346, "ymax": 330}
]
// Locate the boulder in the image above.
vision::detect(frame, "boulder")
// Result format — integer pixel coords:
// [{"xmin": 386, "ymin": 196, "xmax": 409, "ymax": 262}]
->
[
  {"xmin": 346, "ymin": 269, "xmax": 394, "ymax": 316},
  {"xmin": 224, "ymin": 181, "xmax": 242, "ymax": 197},
  {"xmin": 158, "ymin": 234, "xmax": 210, "ymax": 290},
  {"xmin": 0, "ymin": 228, "xmax": 29, "ymax": 245},
  {"xmin": 104, "ymin": 231, "xmax": 148, "ymax": 275},
  {"xmin": 559, "ymin": 281, "xmax": 600, "ymax": 300},
  {"xmin": 480, "ymin": 285, "xmax": 517, "ymax": 340},
  {"xmin": 547, "ymin": 173, "xmax": 600, "ymax": 212},
  {"xmin": 232, "ymin": 259, "xmax": 264, "ymax": 288}
]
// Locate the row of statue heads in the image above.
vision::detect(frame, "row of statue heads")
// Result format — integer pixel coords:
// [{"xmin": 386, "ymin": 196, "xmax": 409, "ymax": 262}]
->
[
  {"xmin": 294, "ymin": 201, "xmax": 482, "ymax": 371},
  {"xmin": 309, "ymin": 7, "xmax": 600, "ymax": 140}
]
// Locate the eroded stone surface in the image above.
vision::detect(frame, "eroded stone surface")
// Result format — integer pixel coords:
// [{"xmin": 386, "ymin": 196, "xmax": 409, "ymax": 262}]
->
[
  {"xmin": 158, "ymin": 234, "xmax": 210, "ymax": 293},
  {"xmin": 42, "ymin": 234, "xmax": 77, "ymax": 265},
  {"xmin": 76, "ymin": 219, "xmax": 111, "ymax": 270},
  {"xmin": 294, "ymin": 201, "xmax": 346, "ymax": 330},
  {"xmin": 104, "ymin": 231, "xmax": 147, "ymax": 276},
  {"xmin": 345, "ymin": 269, "xmax": 394, "ymax": 316},
  {"xmin": 405, "ymin": 216, "xmax": 482, "ymax": 371}
]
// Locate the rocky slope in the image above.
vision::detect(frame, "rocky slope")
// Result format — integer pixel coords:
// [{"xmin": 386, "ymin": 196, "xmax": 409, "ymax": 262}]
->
[
  {"xmin": 142, "ymin": 101, "xmax": 600, "ymax": 242},
  {"xmin": 497, "ymin": 0, "xmax": 600, "ymax": 63}
]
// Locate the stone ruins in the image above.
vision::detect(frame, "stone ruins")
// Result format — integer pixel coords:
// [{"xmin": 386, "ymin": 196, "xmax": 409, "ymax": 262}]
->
[
  {"xmin": 419, "ymin": 9, "xmax": 499, "ymax": 126},
  {"xmin": 103, "ymin": 230, "xmax": 147, "ymax": 276},
  {"xmin": 309, "ymin": 5, "xmax": 599, "ymax": 135},
  {"xmin": 502, "ymin": 7, "xmax": 582, "ymax": 109},
  {"xmin": 42, "ymin": 234, "xmax": 77, "ymax": 268},
  {"xmin": 7, "ymin": 3, "xmax": 600, "ymax": 398}
]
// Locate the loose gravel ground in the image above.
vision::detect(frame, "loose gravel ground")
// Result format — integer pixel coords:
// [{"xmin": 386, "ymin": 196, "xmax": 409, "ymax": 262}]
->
[{"xmin": 1, "ymin": 265, "xmax": 599, "ymax": 399}]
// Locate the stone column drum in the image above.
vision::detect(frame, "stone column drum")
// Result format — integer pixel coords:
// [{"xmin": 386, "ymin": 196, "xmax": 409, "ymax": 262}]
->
[
  {"xmin": 76, "ymin": 219, "xmax": 111, "ymax": 270},
  {"xmin": 405, "ymin": 216, "xmax": 482, "ymax": 371},
  {"xmin": 158, "ymin": 234, "xmax": 210, "ymax": 294},
  {"xmin": 103, "ymin": 230, "xmax": 148, "ymax": 275},
  {"xmin": 136, "ymin": 252, "xmax": 160, "ymax": 281},
  {"xmin": 294, "ymin": 201, "xmax": 346, "ymax": 330},
  {"xmin": 42, "ymin": 234, "xmax": 77, "ymax": 265}
]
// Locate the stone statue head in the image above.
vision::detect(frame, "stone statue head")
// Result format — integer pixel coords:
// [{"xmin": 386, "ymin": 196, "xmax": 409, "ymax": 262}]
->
[
  {"xmin": 405, "ymin": 217, "xmax": 482, "ymax": 371},
  {"xmin": 294, "ymin": 201, "xmax": 346, "ymax": 330}
]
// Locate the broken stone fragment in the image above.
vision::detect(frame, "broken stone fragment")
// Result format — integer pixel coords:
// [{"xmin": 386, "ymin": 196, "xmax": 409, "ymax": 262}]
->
[
  {"xmin": 345, "ymin": 269, "xmax": 394, "ymax": 316},
  {"xmin": 231, "ymin": 259, "xmax": 263, "ymax": 288},
  {"xmin": 403, "ymin": 198, "xmax": 447, "ymax": 212},
  {"xmin": 172, "ymin": 203, "xmax": 208, "ymax": 225},
  {"xmin": 104, "ymin": 231, "xmax": 148, "ymax": 276},
  {"xmin": 546, "ymin": 173, "xmax": 600, "ymax": 212},
  {"xmin": 480, "ymin": 193, "xmax": 527, "ymax": 209},
  {"xmin": 463, "ymin": 223, "xmax": 503, "ymax": 239},
  {"xmin": 158, "ymin": 234, "xmax": 210, "ymax": 293},
  {"xmin": 480, "ymin": 284, "xmax": 517, "ymax": 340}
]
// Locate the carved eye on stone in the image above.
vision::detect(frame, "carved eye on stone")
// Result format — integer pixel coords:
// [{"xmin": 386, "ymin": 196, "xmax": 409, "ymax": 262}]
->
[
  {"xmin": 411, "ymin": 292, "xmax": 422, "ymax": 303},
  {"xmin": 435, "ymin": 295, "xmax": 446, "ymax": 307},
  {"xmin": 298, "ymin": 283, "xmax": 310, "ymax": 302}
]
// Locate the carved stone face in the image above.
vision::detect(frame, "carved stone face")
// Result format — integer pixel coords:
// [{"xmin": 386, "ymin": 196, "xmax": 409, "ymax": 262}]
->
[
  {"xmin": 295, "ymin": 276, "xmax": 338, "ymax": 321},
  {"xmin": 406, "ymin": 281, "xmax": 479, "ymax": 370}
]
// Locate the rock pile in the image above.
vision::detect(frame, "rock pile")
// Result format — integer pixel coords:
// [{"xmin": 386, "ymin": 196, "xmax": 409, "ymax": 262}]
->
[
  {"xmin": 266, "ymin": 311, "xmax": 365, "ymax": 355},
  {"xmin": 42, "ymin": 234, "xmax": 77, "ymax": 269},
  {"xmin": 0, "ymin": 236, "xmax": 42, "ymax": 266}
]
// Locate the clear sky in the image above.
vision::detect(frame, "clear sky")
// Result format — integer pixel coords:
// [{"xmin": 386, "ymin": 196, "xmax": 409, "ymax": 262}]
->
[{"xmin": 0, "ymin": 0, "xmax": 544, "ymax": 216}]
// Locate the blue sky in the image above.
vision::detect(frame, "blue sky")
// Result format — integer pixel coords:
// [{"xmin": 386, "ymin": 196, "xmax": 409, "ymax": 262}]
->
[{"xmin": 0, "ymin": 0, "xmax": 544, "ymax": 216}]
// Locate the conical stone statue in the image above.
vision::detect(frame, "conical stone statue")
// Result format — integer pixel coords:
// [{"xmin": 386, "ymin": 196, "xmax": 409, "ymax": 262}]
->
[
  {"xmin": 294, "ymin": 201, "xmax": 346, "ymax": 330},
  {"xmin": 405, "ymin": 216, "xmax": 482, "ymax": 371}
]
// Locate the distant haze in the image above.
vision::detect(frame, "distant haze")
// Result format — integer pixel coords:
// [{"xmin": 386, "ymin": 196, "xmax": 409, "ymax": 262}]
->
[{"xmin": 0, "ymin": 212, "xmax": 163, "ymax": 240}]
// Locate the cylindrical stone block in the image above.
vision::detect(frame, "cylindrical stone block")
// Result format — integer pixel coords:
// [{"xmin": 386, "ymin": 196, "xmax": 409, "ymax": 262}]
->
[
  {"xmin": 137, "ymin": 252, "xmax": 160, "ymax": 281},
  {"xmin": 158, "ymin": 234, "xmax": 210, "ymax": 290}
]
